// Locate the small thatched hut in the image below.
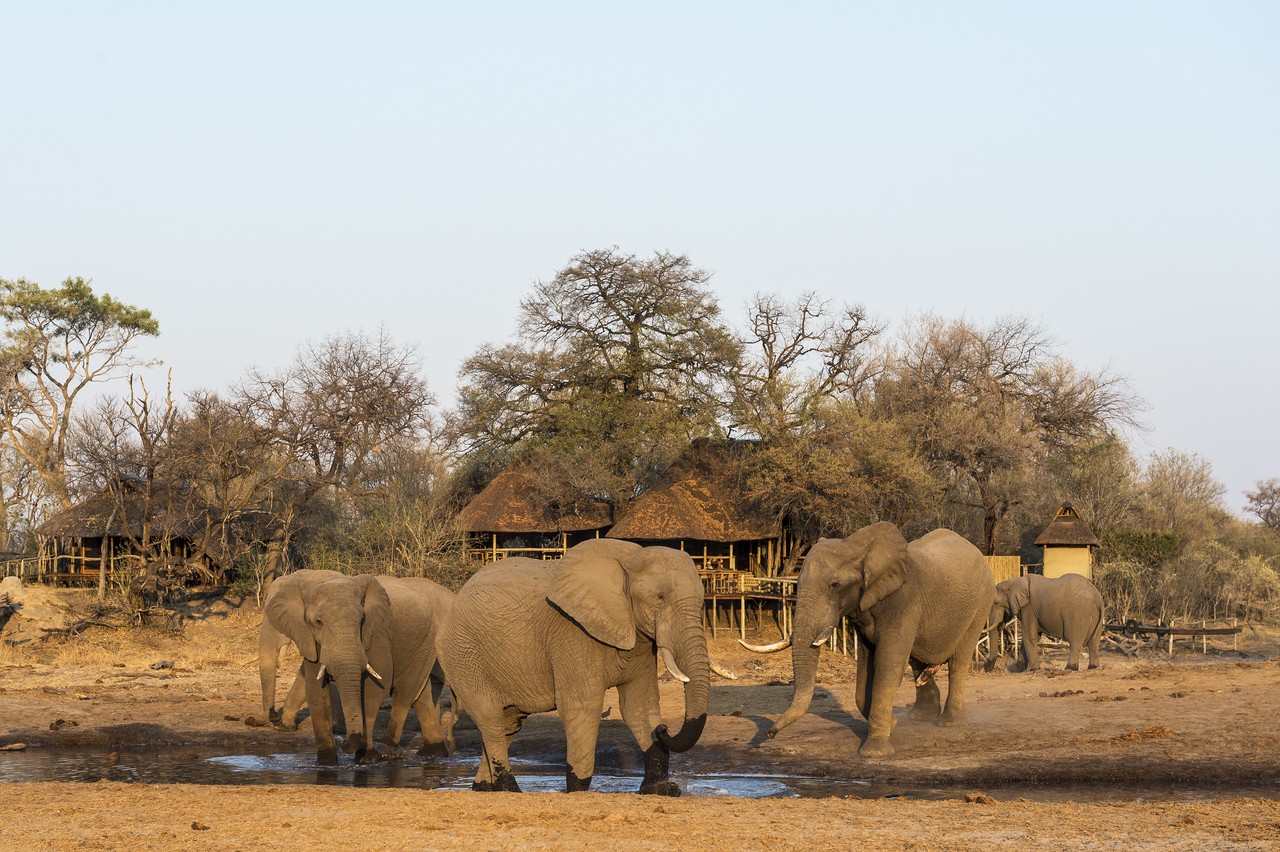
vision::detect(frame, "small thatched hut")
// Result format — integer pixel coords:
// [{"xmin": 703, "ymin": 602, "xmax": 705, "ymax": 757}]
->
[
  {"xmin": 606, "ymin": 439, "xmax": 786, "ymax": 575},
  {"xmin": 35, "ymin": 479, "xmax": 230, "ymax": 584},
  {"xmin": 1034, "ymin": 503, "xmax": 1101, "ymax": 580},
  {"xmin": 458, "ymin": 465, "xmax": 614, "ymax": 563}
]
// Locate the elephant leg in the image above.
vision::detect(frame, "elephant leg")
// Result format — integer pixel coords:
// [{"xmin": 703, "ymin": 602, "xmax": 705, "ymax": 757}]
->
[
  {"xmin": 413, "ymin": 675, "xmax": 452, "ymax": 758},
  {"xmin": 1020, "ymin": 608, "xmax": 1042, "ymax": 670},
  {"xmin": 352, "ymin": 679, "xmax": 386, "ymax": 765},
  {"xmin": 1088, "ymin": 624, "xmax": 1101, "ymax": 669},
  {"xmin": 861, "ymin": 642, "xmax": 907, "ymax": 758},
  {"xmin": 381, "ymin": 688, "xmax": 413, "ymax": 754},
  {"xmin": 472, "ymin": 701, "xmax": 525, "ymax": 792},
  {"xmin": 301, "ymin": 660, "xmax": 339, "ymax": 765},
  {"xmin": 939, "ymin": 614, "xmax": 986, "ymax": 726},
  {"xmin": 854, "ymin": 639, "xmax": 875, "ymax": 721},
  {"xmin": 618, "ymin": 672, "xmax": 680, "ymax": 797},
  {"xmin": 556, "ymin": 669, "xmax": 607, "ymax": 793},
  {"xmin": 908, "ymin": 660, "xmax": 942, "ymax": 722},
  {"xmin": 1066, "ymin": 640, "xmax": 1083, "ymax": 672},
  {"xmin": 275, "ymin": 666, "xmax": 307, "ymax": 731}
]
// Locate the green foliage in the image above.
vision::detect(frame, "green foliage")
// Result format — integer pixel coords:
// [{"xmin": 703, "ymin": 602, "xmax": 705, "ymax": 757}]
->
[{"xmin": 1100, "ymin": 530, "xmax": 1180, "ymax": 567}]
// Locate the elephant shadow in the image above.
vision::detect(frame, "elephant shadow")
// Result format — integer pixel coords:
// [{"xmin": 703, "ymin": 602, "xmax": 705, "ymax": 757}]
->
[{"xmin": 710, "ymin": 683, "xmax": 866, "ymax": 748}]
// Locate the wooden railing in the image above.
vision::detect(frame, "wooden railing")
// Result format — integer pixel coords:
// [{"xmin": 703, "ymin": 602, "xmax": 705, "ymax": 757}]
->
[{"xmin": 0, "ymin": 557, "xmax": 40, "ymax": 579}]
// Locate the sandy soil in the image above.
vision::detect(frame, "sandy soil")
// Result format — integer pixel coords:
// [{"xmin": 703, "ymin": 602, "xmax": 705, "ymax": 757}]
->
[{"xmin": 2, "ymin": 585, "xmax": 1280, "ymax": 850}]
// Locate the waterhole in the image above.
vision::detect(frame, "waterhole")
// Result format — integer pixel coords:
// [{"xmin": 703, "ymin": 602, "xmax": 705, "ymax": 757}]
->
[{"xmin": 1, "ymin": 747, "xmax": 1276, "ymax": 802}]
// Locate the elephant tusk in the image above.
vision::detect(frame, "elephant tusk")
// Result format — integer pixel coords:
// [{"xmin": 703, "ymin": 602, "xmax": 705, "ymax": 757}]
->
[
  {"xmin": 811, "ymin": 636, "xmax": 829, "ymax": 648},
  {"xmin": 660, "ymin": 647, "xmax": 690, "ymax": 683},
  {"xmin": 710, "ymin": 659, "xmax": 738, "ymax": 680},
  {"xmin": 365, "ymin": 663, "xmax": 383, "ymax": 682},
  {"xmin": 315, "ymin": 664, "xmax": 327, "ymax": 682},
  {"xmin": 738, "ymin": 637, "xmax": 791, "ymax": 654}
]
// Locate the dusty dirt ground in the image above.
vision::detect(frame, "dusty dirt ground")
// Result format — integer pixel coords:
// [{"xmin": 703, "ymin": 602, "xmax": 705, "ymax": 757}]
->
[{"xmin": 2, "ymin": 584, "xmax": 1280, "ymax": 850}]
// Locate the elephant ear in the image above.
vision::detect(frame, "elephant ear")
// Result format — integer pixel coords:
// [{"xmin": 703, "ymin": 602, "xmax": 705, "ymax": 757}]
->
[
  {"xmin": 355, "ymin": 575, "xmax": 392, "ymax": 648},
  {"xmin": 857, "ymin": 522, "xmax": 909, "ymax": 612},
  {"xmin": 1008, "ymin": 578, "xmax": 1031, "ymax": 614},
  {"xmin": 265, "ymin": 575, "xmax": 317, "ymax": 662},
  {"xmin": 547, "ymin": 556, "xmax": 636, "ymax": 651}
]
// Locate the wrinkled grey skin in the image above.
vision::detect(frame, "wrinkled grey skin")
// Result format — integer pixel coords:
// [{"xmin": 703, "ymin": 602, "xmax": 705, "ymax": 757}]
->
[
  {"xmin": 757, "ymin": 523, "xmax": 994, "ymax": 758},
  {"xmin": 263, "ymin": 571, "xmax": 393, "ymax": 764},
  {"xmin": 988, "ymin": 573, "xmax": 1104, "ymax": 671},
  {"xmin": 439, "ymin": 539, "xmax": 710, "ymax": 795},
  {"xmin": 260, "ymin": 569, "xmax": 342, "ymax": 731},
  {"xmin": 260, "ymin": 572, "xmax": 458, "ymax": 757},
  {"xmin": 376, "ymin": 576, "xmax": 457, "ymax": 758}
]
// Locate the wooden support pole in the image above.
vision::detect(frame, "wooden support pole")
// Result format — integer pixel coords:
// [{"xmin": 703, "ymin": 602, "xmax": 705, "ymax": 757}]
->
[{"xmin": 740, "ymin": 595, "xmax": 746, "ymax": 641}]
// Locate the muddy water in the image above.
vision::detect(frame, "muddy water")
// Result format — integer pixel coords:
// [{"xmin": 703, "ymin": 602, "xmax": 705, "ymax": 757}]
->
[{"xmin": 1, "ymin": 746, "xmax": 1277, "ymax": 802}]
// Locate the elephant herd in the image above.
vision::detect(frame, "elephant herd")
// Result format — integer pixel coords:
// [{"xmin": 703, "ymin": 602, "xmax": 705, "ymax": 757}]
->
[{"xmin": 259, "ymin": 524, "xmax": 1106, "ymax": 795}]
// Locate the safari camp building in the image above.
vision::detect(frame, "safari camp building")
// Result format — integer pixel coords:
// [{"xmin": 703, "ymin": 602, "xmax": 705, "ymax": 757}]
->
[
  {"xmin": 34, "ymin": 480, "xmax": 220, "ymax": 584},
  {"xmin": 1034, "ymin": 503, "xmax": 1101, "ymax": 580},
  {"xmin": 458, "ymin": 465, "xmax": 614, "ymax": 563}
]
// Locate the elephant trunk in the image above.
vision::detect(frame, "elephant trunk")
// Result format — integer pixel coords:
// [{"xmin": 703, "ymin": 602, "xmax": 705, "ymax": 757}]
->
[
  {"xmin": 655, "ymin": 611, "xmax": 710, "ymax": 754},
  {"xmin": 769, "ymin": 606, "xmax": 831, "ymax": 738},
  {"xmin": 326, "ymin": 644, "xmax": 370, "ymax": 754}
]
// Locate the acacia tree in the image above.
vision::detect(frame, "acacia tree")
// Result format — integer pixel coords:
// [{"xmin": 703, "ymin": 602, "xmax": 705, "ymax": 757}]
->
[
  {"xmin": 453, "ymin": 248, "xmax": 741, "ymax": 509},
  {"xmin": 0, "ymin": 277, "xmax": 159, "ymax": 512},
  {"xmin": 876, "ymin": 315, "xmax": 1143, "ymax": 555}
]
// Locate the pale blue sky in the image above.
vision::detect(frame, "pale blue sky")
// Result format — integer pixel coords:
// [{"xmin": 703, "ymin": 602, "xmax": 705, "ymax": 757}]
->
[{"xmin": 2, "ymin": 3, "xmax": 1277, "ymax": 510}]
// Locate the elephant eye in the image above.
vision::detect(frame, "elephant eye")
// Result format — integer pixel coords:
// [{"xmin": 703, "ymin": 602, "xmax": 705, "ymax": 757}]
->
[{"xmin": 657, "ymin": 592, "xmax": 666, "ymax": 601}]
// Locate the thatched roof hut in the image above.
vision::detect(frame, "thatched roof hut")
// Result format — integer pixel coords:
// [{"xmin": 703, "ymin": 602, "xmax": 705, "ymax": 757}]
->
[
  {"xmin": 1034, "ymin": 504, "xmax": 1100, "ymax": 580},
  {"xmin": 37, "ymin": 481, "xmax": 213, "ymax": 541},
  {"xmin": 458, "ymin": 465, "xmax": 613, "ymax": 534},
  {"xmin": 458, "ymin": 465, "xmax": 613, "ymax": 562},
  {"xmin": 607, "ymin": 439, "xmax": 782, "ymax": 573}
]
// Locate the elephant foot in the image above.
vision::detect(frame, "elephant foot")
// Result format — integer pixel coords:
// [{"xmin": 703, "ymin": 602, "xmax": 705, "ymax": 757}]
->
[
  {"xmin": 354, "ymin": 748, "xmax": 383, "ymax": 766},
  {"xmin": 473, "ymin": 776, "xmax": 521, "ymax": 793},
  {"xmin": 1087, "ymin": 662, "xmax": 1099, "ymax": 670},
  {"xmin": 859, "ymin": 736, "xmax": 895, "ymax": 758},
  {"xmin": 267, "ymin": 708, "xmax": 282, "ymax": 725},
  {"xmin": 936, "ymin": 711, "xmax": 965, "ymax": 727},
  {"xmin": 1066, "ymin": 662, "xmax": 1080, "ymax": 672},
  {"xmin": 474, "ymin": 762, "xmax": 522, "ymax": 792},
  {"xmin": 273, "ymin": 720, "xmax": 299, "ymax": 732},
  {"xmin": 565, "ymin": 771, "xmax": 592, "ymax": 793},
  {"xmin": 317, "ymin": 748, "xmax": 339, "ymax": 766},
  {"xmin": 639, "ymin": 779, "xmax": 682, "ymax": 797},
  {"xmin": 909, "ymin": 704, "xmax": 940, "ymax": 722},
  {"xmin": 417, "ymin": 740, "xmax": 451, "ymax": 759}
]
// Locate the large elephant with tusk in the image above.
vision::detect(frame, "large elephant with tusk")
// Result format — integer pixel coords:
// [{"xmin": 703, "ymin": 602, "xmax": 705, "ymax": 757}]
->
[
  {"xmin": 742, "ymin": 523, "xmax": 993, "ymax": 758},
  {"xmin": 438, "ymin": 539, "xmax": 710, "ymax": 795}
]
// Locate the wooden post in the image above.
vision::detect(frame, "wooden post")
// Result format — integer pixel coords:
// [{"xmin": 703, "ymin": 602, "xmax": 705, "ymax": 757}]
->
[
  {"xmin": 739, "ymin": 594, "xmax": 746, "ymax": 641},
  {"xmin": 841, "ymin": 616, "xmax": 848, "ymax": 655},
  {"xmin": 1168, "ymin": 629, "xmax": 1174, "ymax": 657},
  {"xmin": 1202, "ymin": 620, "xmax": 1207, "ymax": 654},
  {"xmin": 1233, "ymin": 619, "xmax": 1238, "ymax": 651}
]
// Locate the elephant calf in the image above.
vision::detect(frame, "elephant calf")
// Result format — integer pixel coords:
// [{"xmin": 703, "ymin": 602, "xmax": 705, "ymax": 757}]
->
[{"xmin": 988, "ymin": 573, "xmax": 1104, "ymax": 671}]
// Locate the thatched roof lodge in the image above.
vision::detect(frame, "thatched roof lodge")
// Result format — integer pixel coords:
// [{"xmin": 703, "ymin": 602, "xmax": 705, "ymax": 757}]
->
[
  {"xmin": 606, "ymin": 439, "xmax": 787, "ymax": 575},
  {"xmin": 35, "ymin": 480, "xmax": 219, "ymax": 584},
  {"xmin": 458, "ymin": 465, "xmax": 614, "ymax": 563},
  {"xmin": 1034, "ymin": 503, "xmax": 1101, "ymax": 580}
]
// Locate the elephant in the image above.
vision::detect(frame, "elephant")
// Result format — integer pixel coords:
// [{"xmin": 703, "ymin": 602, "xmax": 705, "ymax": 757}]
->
[
  {"xmin": 375, "ymin": 576, "xmax": 457, "ymax": 757},
  {"xmin": 263, "ymin": 570, "xmax": 393, "ymax": 764},
  {"xmin": 988, "ymin": 573, "xmax": 1104, "ymax": 671},
  {"xmin": 742, "ymin": 522, "xmax": 994, "ymax": 758},
  {"xmin": 438, "ymin": 539, "xmax": 710, "ymax": 795},
  {"xmin": 259, "ymin": 569, "xmax": 342, "ymax": 731}
]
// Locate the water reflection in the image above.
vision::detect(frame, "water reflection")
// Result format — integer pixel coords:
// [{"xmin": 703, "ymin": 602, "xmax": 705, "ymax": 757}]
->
[{"xmin": 0, "ymin": 747, "xmax": 1276, "ymax": 802}]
